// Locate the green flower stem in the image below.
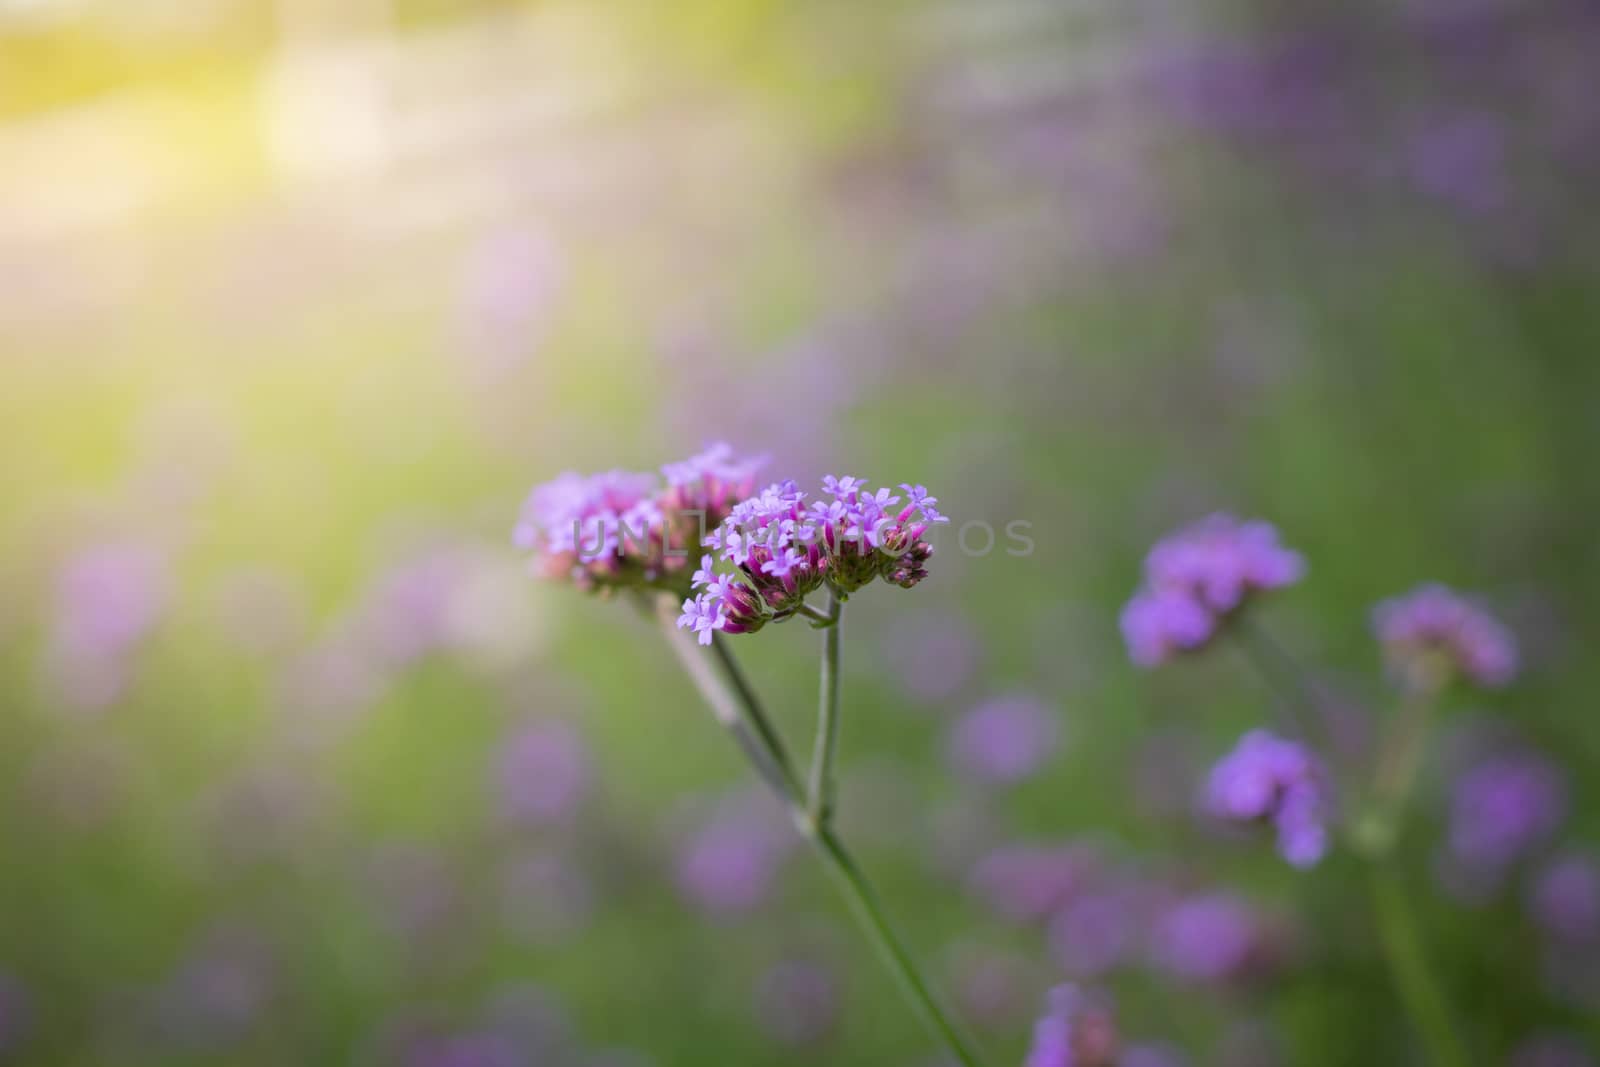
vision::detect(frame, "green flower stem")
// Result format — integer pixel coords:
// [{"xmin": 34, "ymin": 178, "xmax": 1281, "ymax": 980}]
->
[
  {"xmin": 808, "ymin": 589, "xmax": 844, "ymax": 824},
  {"xmin": 1229, "ymin": 615, "xmax": 1326, "ymax": 748},
  {"xmin": 656, "ymin": 596, "xmax": 800, "ymax": 800},
  {"xmin": 1369, "ymin": 863, "xmax": 1472, "ymax": 1067},
  {"xmin": 656, "ymin": 595, "xmax": 987, "ymax": 1067},
  {"xmin": 1229, "ymin": 615, "xmax": 1465, "ymax": 1064}
]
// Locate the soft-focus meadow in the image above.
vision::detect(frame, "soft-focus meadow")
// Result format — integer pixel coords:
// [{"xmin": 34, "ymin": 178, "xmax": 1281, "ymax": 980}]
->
[{"xmin": 3, "ymin": 1, "xmax": 1600, "ymax": 1064}]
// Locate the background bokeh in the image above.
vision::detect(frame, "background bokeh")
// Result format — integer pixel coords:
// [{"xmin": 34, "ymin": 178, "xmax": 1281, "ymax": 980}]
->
[{"xmin": 3, "ymin": 0, "xmax": 1599, "ymax": 1064}]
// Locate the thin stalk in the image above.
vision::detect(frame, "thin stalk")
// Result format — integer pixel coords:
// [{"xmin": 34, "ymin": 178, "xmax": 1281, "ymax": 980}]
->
[
  {"xmin": 1370, "ymin": 685, "xmax": 1436, "ymax": 823},
  {"xmin": 656, "ymin": 597, "xmax": 800, "ymax": 800},
  {"xmin": 657, "ymin": 599, "xmax": 987, "ymax": 1067},
  {"xmin": 1228, "ymin": 616, "xmax": 1322, "ymax": 745},
  {"xmin": 811, "ymin": 822, "xmax": 986, "ymax": 1067},
  {"xmin": 808, "ymin": 590, "xmax": 843, "ymax": 823},
  {"xmin": 1369, "ymin": 863, "xmax": 1472, "ymax": 1067}
]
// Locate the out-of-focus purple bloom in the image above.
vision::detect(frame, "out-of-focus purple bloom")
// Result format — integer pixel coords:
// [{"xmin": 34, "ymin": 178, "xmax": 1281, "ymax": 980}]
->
[
  {"xmin": 403, "ymin": 1032, "xmax": 526, "ymax": 1067},
  {"xmin": 1119, "ymin": 587, "xmax": 1215, "ymax": 667},
  {"xmin": 886, "ymin": 613, "xmax": 980, "ymax": 704},
  {"xmin": 1150, "ymin": 893, "xmax": 1275, "ymax": 984},
  {"xmin": 1407, "ymin": 114, "xmax": 1508, "ymax": 216},
  {"xmin": 363, "ymin": 843, "xmax": 461, "ymax": 944},
  {"xmin": 1143, "ymin": 514, "xmax": 1305, "ymax": 612},
  {"xmin": 1121, "ymin": 515, "xmax": 1302, "ymax": 666},
  {"xmin": 150, "ymin": 929, "xmax": 273, "ymax": 1051},
  {"xmin": 455, "ymin": 228, "xmax": 564, "ymax": 380},
  {"xmin": 1510, "ymin": 1034, "xmax": 1597, "ymax": 1067},
  {"xmin": 357, "ymin": 548, "xmax": 469, "ymax": 666},
  {"xmin": 947, "ymin": 694, "xmax": 1060, "ymax": 786},
  {"xmin": 1529, "ymin": 852, "xmax": 1600, "ymax": 944},
  {"xmin": 1122, "ymin": 1043, "xmax": 1190, "ymax": 1067},
  {"xmin": 674, "ymin": 798, "xmax": 794, "ymax": 918},
  {"xmin": 45, "ymin": 542, "xmax": 171, "ymax": 710},
  {"xmin": 1023, "ymin": 985, "xmax": 1119, "ymax": 1067},
  {"xmin": 1448, "ymin": 750, "xmax": 1566, "ymax": 874},
  {"xmin": 945, "ymin": 944, "xmax": 1035, "ymax": 1030},
  {"xmin": 501, "ymin": 852, "xmax": 594, "ymax": 944},
  {"xmin": 754, "ymin": 961, "xmax": 838, "ymax": 1046},
  {"xmin": 1205, "ymin": 730, "xmax": 1330, "ymax": 868},
  {"xmin": 516, "ymin": 445, "xmax": 763, "ymax": 593},
  {"xmin": 207, "ymin": 566, "xmax": 308, "ymax": 657},
  {"xmin": 1372, "ymin": 583, "xmax": 1518, "ymax": 690},
  {"xmin": 967, "ymin": 843, "xmax": 1098, "ymax": 924},
  {"xmin": 495, "ymin": 718, "xmax": 590, "ymax": 827},
  {"xmin": 1049, "ymin": 888, "xmax": 1139, "ymax": 978},
  {"xmin": 0, "ymin": 973, "xmax": 30, "ymax": 1057}
]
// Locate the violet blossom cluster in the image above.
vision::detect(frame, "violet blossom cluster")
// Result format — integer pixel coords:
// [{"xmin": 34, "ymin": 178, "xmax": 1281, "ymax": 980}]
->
[
  {"xmin": 1372, "ymin": 583, "xmax": 1518, "ymax": 690},
  {"xmin": 1024, "ymin": 984, "xmax": 1120, "ymax": 1067},
  {"xmin": 514, "ymin": 443, "xmax": 765, "ymax": 594},
  {"xmin": 677, "ymin": 475, "xmax": 948, "ymax": 645},
  {"xmin": 1205, "ymin": 730, "xmax": 1330, "ymax": 869},
  {"xmin": 1120, "ymin": 514, "xmax": 1304, "ymax": 666}
]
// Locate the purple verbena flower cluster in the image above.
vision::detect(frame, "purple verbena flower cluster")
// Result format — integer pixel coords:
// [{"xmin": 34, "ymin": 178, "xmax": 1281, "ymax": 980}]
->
[
  {"xmin": 1121, "ymin": 514, "xmax": 1304, "ymax": 666},
  {"xmin": 514, "ymin": 443, "xmax": 764, "ymax": 593},
  {"xmin": 676, "ymin": 476, "xmax": 947, "ymax": 645},
  {"xmin": 1372, "ymin": 583, "xmax": 1518, "ymax": 690},
  {"xmin": 1024, "ymin": 985, "xmax": 1120, "ymax": 1067},
  {"xmin": 1205, "ymin": 730, "xmax": 1330, "ymax": 869}
]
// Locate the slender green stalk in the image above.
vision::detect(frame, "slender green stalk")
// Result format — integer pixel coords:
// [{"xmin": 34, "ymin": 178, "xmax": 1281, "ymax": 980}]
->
[
  {"xmin": 1370, "ymin": 685, "xmax": 1437, "ymax": 823},
  {"xmin": 1229, "ymin": 616, "xmax": 1323, "ymax": 746},
  {"xmin": 1369, "ymin": 863, "xmax": 1472, "ymax": 1067},
  {"xmin": 1230, "ymin": 615, "xmax": 1467, "ymax": 1063},
  {"xmin": 808, "ymin": 590, "xmax": 843, "ymax": 823},
  {"xmin": 811, "ymin": 822, "xmax": 985, "ymax": 1067},
  {"xmin": 656, "ymin": 597, "xmax": 800, "ymax": 800},
  {"xmin": 656, "ymin": 597, "xmax": 987, "ymax": 1067}
]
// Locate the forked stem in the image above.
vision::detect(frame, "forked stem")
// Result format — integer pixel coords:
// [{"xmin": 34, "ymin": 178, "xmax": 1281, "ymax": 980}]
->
[{"xmin": 656, "ymin": 596, "xmax": 986, "ymax": 1067}]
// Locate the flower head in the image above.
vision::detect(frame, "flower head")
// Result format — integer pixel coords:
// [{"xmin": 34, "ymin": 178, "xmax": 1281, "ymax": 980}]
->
[
  {"xmin": 1448, "ymin": 749, "xmax": 1566, "ymax": 875},
  {"xmin": 1528, "ymin": 852, "xmax": 1600, "ymax": 945},
  {"xmin": 1205, "ymin": 730, "xmax": 1330, "ymax": 868},
  {"xmin": 1372, "ymin": 583, "xmax": 1517, "ymax": 691},
  {"xmin": 685, "ymin": 475, "xmax": 947, "ymax": 642},
  {"xmin": 515, "ymin": 444, "xmax": 763, "ymax": 594},
  {"xmin": 1150, "ymin": 892, "xmax": 1277, "ymax": 984},
  {"xmin": 1024, "ymin": 985, "xmax": 1119, "ymax": 1067},
  {"xmin": 1121, "ymin": 514, "xmax": 1302, "ymax": 666}
]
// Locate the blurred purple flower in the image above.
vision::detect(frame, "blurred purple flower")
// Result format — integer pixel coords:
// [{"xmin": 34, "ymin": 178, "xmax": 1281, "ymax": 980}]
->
[
  {"xmin": 946, "ymin": 694, "xmax": 1060, "ymax": 786},
  {"xmin": 1150, "ymin": 893, "xmax": 1274, "ymax": 984},
  {"xmin": 1024, "ymin": 985, "xmax": 1119, "ymax": 1067},
  {"xmin": 45, "ymin": 542, "xmax": 170, "ymax": 710},
  {"xmin": 1510, "ymin": 1034, "xmax": 1597, "ymax": 1067},
  {"xmin": 674, "ymin": 798, "xmax": 794, "ymax": 918},
  {"xmin": 206, "ymin": 566, "xmax": 308, "ymax": 657},
  {"xmin": 945, "ymin": 944, "xmax": 1035, "ymax": 1030},
  {"xmin": 885, "ymin": 613, "xmax": 980, "ymax": 704},
  {"xmin": 455, "ymin": 228, "xmax": 564, "ymax": 380},
  {"xmin": 754, "ymin": 961, "xmax": 838, "ymax": 1047},
  {"xmin": 1204, "ymin": 730, "xmax": 1330, "ymax": 868},
  {"xmin": 1372, "ymin": 583, "xmax": 1518, "ymax": 690},
  {"xmin": 495, "ymin": 718, "xmax": 590, "ymax": 827},
  {"xmin": 0, "ymin": 973, "xmax": 30, "ymax": 1057},
  {"xmin": 968, "ymin": 844, "xmax": 1098, "ymax": 924},
  {"xmin": 1448, "ymin": 750, "xmax": 1566, "ymax": 874},
  {"xmin": 1121, "ymin": 514, "xmax": 1303, "ymax": 666},
  {"xmin": 1407, "ymin": 114, "xmax": 1508, "ymax": 216},
  {"xmin": 501, "ymin": 852, "xmax": 594, "ymax": 944},
  {"xmin": 1122, "ymin": 1043, "xmax": 1190, "ymax": 1067},
  {"xmin": 150, "ymin": 929, "xmax": 273, "ymax": 1051},
  {"xmin": 1049, "ymin": 888, "xmax": 1139, "ymax": 978},
  {"xmin": 1528, "ymin": 852, "xmax": 1600, "ymax": 944}
]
